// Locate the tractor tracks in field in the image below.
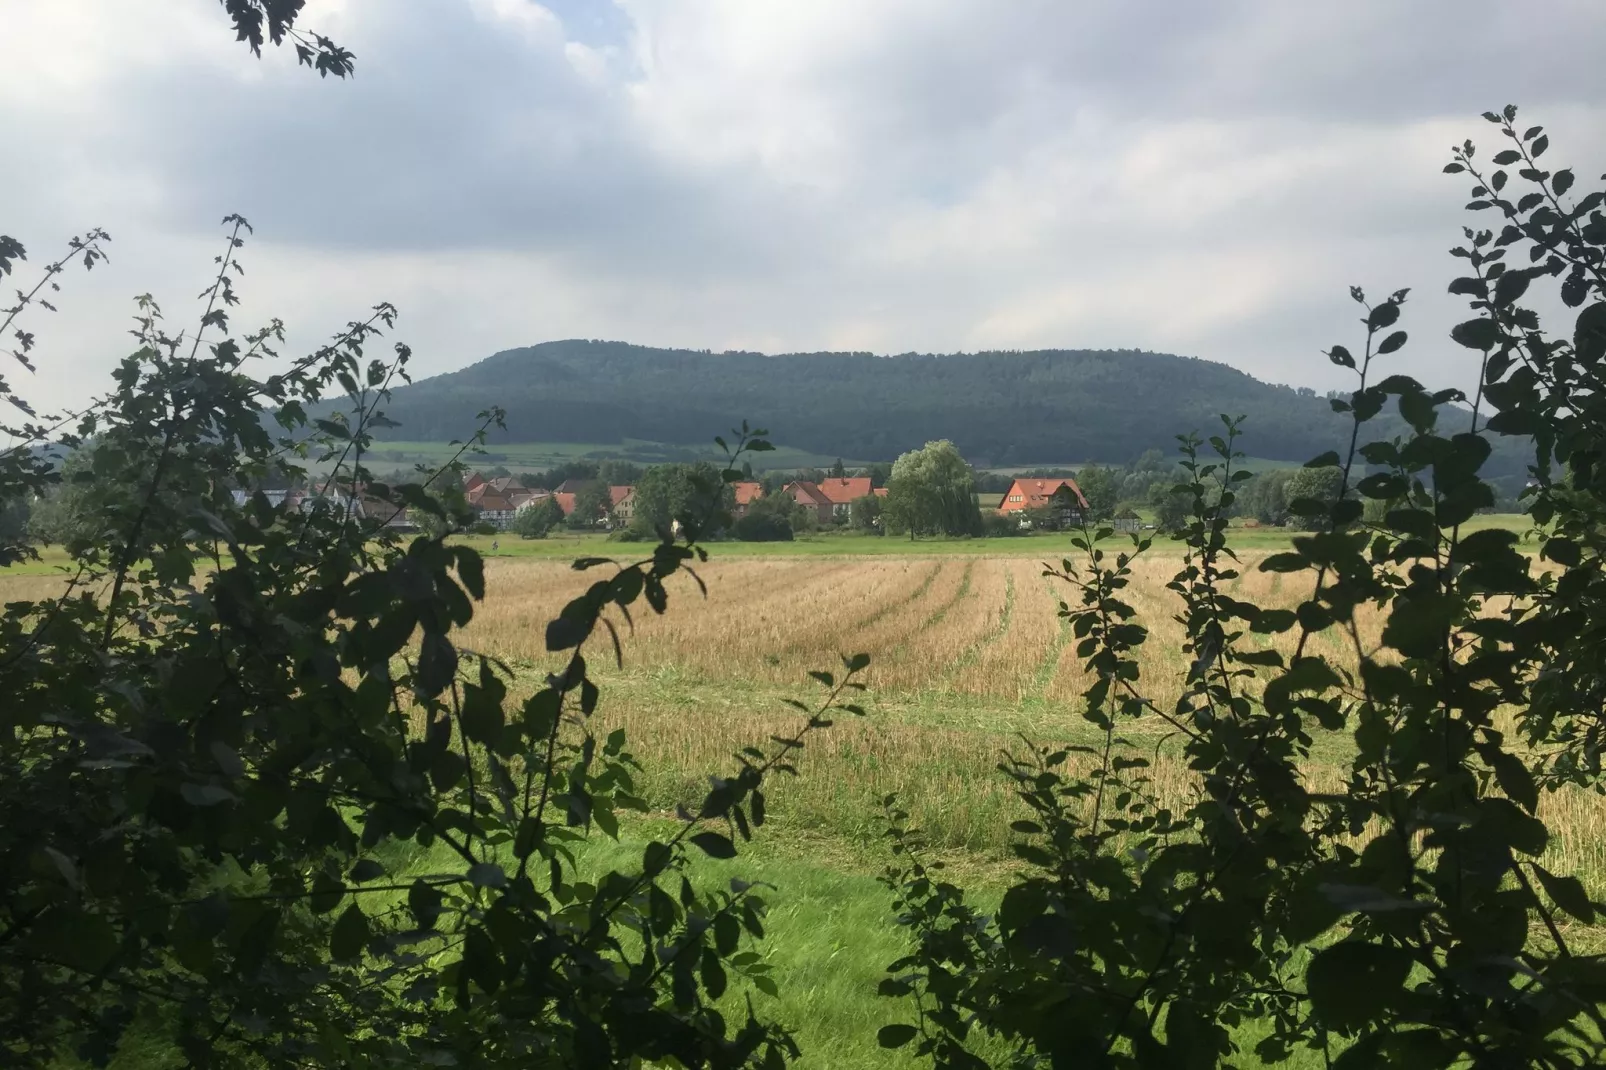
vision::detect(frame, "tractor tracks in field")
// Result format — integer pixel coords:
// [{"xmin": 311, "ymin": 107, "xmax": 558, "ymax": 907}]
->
[
  {"xmin": 875, "ymin": 559, "xmax": 979, "ymax": 667},
  {"xmin": 1031, "ymin": 571, "xmax": 1074, "ymax": 699},
  {"xmin": 939, "ymin": 565, "xmax": 1015, "ymax": 685}
]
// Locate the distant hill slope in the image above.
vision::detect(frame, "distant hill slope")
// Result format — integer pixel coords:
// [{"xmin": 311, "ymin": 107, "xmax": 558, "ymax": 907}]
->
[{"xmin": 356, "ymin": 340, "xmax": 1522, "ymax": 472}]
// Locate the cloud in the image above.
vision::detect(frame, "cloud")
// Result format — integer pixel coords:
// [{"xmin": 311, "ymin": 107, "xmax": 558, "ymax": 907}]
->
[{"xmin": 2, "ymin": 0, "xmax": 1604, "ymax": 427}]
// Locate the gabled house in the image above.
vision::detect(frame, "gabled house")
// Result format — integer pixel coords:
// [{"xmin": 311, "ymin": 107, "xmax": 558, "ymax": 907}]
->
[
  {"xmin": 786, "ymin": 476, "xmax": 882, "ymax": 524},
  {"xmin": 998, "ymin": 477, "xmax": 1088, "ymax": 528},
  {"xmin": 467, "ymin": 482, "xmax": 521, "ymax": 527},
  {"xmin": 784, "ymin": 481, "xmax": 838, "ymax": 525},
  {"xmin": 731, "ymin": 481, "xmax": 764, "ymax": 517},
  {"xmin": 609, "ymin": 486, "xmax": 635, "ymax": 525}
]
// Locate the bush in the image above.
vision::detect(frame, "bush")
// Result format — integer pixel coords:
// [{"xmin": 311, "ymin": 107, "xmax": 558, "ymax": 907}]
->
[
  {"xmin": 877, "ymin": 109, "xmax": 1606, "ymax": 1069},
  {"xmin": 0, "ymin": 212, "xmax": 846, "ymax": 1068},
  {"xmin": 733, "ymin": 512, "xmax": 794, "ymax": 541},
  {"xmin": 981, "ymin": 511, "xmax": 1024, "ymax": 537}
]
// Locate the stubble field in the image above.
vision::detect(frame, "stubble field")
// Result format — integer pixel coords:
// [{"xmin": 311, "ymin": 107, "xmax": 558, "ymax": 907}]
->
[
  {"xmin": 451, "ymin": 538, "xmax": 1606, "ymax": 1065},
  {"xmin": 9, "ymin": 524, "xmax": 1601, "ymax": 1067}
]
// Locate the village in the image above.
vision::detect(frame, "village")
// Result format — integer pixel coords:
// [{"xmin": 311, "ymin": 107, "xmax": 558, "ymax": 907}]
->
[
  {"xmin": 228, "ymin": 468, "xmax": 1096, "ymax": 535},
  {"xmin": 449, "ymin": 469, "xmax": 1090, "ymax": 533}
]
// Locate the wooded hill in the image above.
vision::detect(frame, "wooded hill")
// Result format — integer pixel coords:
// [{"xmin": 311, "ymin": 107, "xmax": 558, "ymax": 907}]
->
[{"xmin": 356, "ymin": 340, "xmax": 1526, "ymax": 475}]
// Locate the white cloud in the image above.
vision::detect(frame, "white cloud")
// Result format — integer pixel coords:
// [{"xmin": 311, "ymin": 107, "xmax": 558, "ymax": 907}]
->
[{"xmin": 2, "ymin": 0, "xmax": 1604, "ymax": 429}]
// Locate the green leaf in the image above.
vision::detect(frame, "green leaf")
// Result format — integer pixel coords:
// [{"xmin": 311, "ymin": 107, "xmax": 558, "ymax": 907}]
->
[
  {"xmin": 453, "ymin": 547, "xmax": 485, "ymax": 601},
  {"xmin": 349, "ymin": 858, "xmax": 385, "ymax": 883},
  {"xmin": 1306, "ymin": 941, "xmax": 1412, "ymax": 1030},
  {"xmin": 545, "ymin": 613, "xmax": 591, "ymax": 651},
  {"xmin": 1259, "ymin": 553, "xmax": 1309, "ymax": 573},
  {"xmin": 26, "ymin": 908, "xmax": 119, "ymax": 972},
  {"xmin": 1533, "ymin": 864, "xmax": 1596, "ymax": 924},
  {"xmin": 1492, "ymin": 150, "xmax": 1522, "ymax": 165},
  {"xmin": 416, "ymin": 632, "xmax": 458, "ymax": 697},
  {"xmin": 330, "ymin": 903, "xmax": 367, "ymax": 962},
  {"xmin": 690, "ymin": 832, "xmax": 737, "ymax": 859},
  {"xmin": 1493, "ymin": 270, "xmax": 1530, "ymax": 307},
  {"xmin": 1487, "ymin": 748, "xmax": 1539, "ymax": 814},
  {"xmin": 878, "ymin": 1024, "xmax": 919, "ymax": 1049},
  {"xmin": 1327, "ymin": 346, "xmax": 1355, "ymax": 369},
  {"xmin": 1367, "ymin": 302, "xmax": 1400, "ymax": 330},
  {"xmin": 408, "ymin": 879, "xmax": 444, "ymax": 928},
  {"xmin": 1382, "ymin": 592, "xmax": 1457, "ymax": 658},
  {"xmin": 1576, "ymin": 303, "xmax": 1606, "ymax": 363},
  {"xmin": 1451, "ymin": 318, "xmax": 1499, "ymax": 351},
  {"xmin": 1250, "ymin": 608, "xmax": 1297, "ymax": 633},
  {"xmin": 1480, "ymin": 797, "xmax": 1549, "ymax": 856},
  {"xmin": 468, "ymin": 862, "xmax": 506, "ymax": 888},
  {"xmin": 1377, "ymin": 330, "xmax": 1408, "ymax": 354}
]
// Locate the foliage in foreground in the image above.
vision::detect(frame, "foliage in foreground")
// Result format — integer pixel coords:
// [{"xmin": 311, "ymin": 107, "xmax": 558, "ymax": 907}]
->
[
  {"xmin": 0, "ymin": 217, "xmax": 870, "ymax": 1066},
  {"xmin": 877, "ymin": 108, "xmax": 1606, "ymax": 1068}
]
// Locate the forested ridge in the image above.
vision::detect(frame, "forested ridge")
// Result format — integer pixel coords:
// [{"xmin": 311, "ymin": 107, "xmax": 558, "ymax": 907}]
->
[{"xmin": 358, "ymin": 340, "xmax": 1445, "ymax": 466}]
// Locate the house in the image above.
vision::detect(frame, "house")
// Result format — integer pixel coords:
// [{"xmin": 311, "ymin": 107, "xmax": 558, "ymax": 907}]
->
[
  {"xmin": 731, "ymin": 481, "xmax": 764, "ymax": 517},
  {"xmin": 467, "ymin": 482, "xmax": 522, "ymax": 528},
  {"xmin": 785, "ymin": 476, "xmax": 882, "ymax": 524},
  {"xmin": 785, "ymin": 481, "xmax": 838, "ymax": 525},
  {"xmin": 609, "ymin": 486, "xmax": 636, "ymax": 525},
  {"xmin": 998, "ymin": 477, "xmax": 1088, "ymax": 528}
]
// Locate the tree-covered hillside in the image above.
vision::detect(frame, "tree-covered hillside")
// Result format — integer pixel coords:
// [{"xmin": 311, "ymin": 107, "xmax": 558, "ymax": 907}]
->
[{"xmin": 360, "ymin": 340, "xmax": 1520, "ymax": 474}]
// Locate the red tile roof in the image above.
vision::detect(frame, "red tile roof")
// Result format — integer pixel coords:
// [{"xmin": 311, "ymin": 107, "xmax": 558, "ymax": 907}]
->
[
  {"xmin": 786, "ymin": 481, "xmax": 833, "ymax": 506},
  {"xmin": 609, "ymin": 485, "xmax": 634, "ymax": 507},
  {"xmin": 815, "ymin": 476, "xmax": 872, "ymax": 504},
  {"xmin": 554, "ymin": 492, "xmax": 577, "ymax": 516},
  {"xmin": 998, "ymin": 477, "xmax": 1089, "ymax": 513},
  {"xmin": 732, "ymin": 481, "xmax": 764, "ymax": 506}
]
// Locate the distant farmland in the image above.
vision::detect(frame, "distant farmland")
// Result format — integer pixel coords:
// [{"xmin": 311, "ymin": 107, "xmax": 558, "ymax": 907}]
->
[{"xmin": 340, "ymin": 438, "xmax": 866, "ymax": 474}]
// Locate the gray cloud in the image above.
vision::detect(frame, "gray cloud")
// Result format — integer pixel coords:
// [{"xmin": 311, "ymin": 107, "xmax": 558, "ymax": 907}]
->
[{"xmin": 2, "ymin": 0, "xmax": 1604, "ymax": 420}]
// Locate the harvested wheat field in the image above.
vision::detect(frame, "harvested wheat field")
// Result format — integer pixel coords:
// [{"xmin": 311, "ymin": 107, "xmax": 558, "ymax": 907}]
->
[
  {"xmin": 6, "ymin": 534, "xmax": 1602, "ymax": 1069},
  {"xmin": 445, "ymin": 546, "xmax": 1606, "ymax": 894}
]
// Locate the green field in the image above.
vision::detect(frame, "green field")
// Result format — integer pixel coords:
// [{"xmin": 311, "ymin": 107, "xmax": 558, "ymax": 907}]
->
[
  {"xmin": 452, "ymin": 510, "xmax": 1538, "ymax": 561},
  {"xmin": 345, "ymin": 438, "xmax": 866, "ymax": 475},
  {"xmin": 987, "ymin": 455, "xmax": 1305, "ymax": 476}
]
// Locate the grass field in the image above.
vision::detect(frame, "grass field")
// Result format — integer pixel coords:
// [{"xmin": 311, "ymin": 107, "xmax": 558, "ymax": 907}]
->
[{"xmin": 6, "ymin": 513, "xmax": 1583, "ymax": 1067}]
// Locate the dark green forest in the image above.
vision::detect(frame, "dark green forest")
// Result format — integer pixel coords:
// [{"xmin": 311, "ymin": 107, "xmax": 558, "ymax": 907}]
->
[{"xmin": 354, "ymin": 341, "xmax": 1525, "ymax": 475}]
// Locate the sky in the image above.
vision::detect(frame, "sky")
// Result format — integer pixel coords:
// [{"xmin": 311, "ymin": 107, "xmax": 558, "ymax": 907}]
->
[{"xmin": 3, "ymin": 0, "xmax": 1605, "ymax": 422}]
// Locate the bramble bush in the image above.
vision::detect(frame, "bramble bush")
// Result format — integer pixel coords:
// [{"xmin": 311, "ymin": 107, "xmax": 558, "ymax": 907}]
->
[
  {"xmin": 0, "ymin": 212, "xmax": 877, "ymax": 1066},
  {"xmin": 1, "ymin": 12, "xmax": 871, "ymax": 1066},
  {"xmin": 876, "ymin": 107, "xmax": 1606, "ymax": 1068}
]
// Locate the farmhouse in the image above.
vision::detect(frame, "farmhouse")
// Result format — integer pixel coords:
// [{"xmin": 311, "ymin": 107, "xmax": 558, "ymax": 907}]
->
[
  {"xmin": 732, "ymin": 481, "xmax": 764, "ymax": 517},
  {"xmin": 997, "ymin": 477, "xmax": 1089, "ymax": 527},
  {"xmin": 785, "ymin": 476, "xmax": 885, "ymax": 524},
  {"xmin": 609, "ymin": 485, "xmax": 635, "ymax": 524}
]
